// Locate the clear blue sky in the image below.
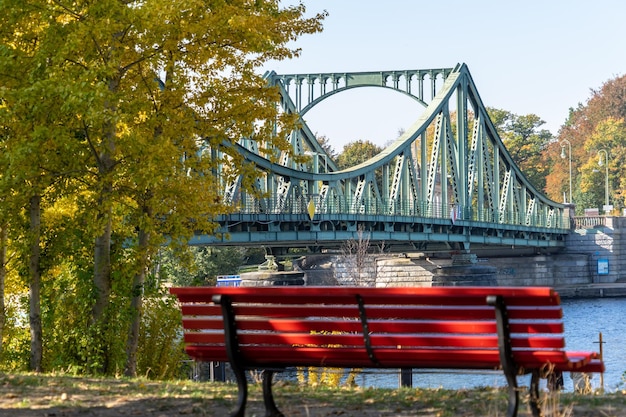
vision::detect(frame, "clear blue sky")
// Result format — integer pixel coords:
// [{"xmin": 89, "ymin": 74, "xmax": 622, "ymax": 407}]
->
[{"xmin": 265, "ymin": 0, "xmax": 626, "ymax": 152}]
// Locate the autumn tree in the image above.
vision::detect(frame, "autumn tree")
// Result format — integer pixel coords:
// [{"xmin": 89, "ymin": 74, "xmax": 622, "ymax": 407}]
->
[
  {"xmin": 315, "ymin": 135, "xmax": 338, "ymax": 160},
  {"xmin": 337, "ymin": 140, "xmax": 383, "ymax": 169},
  {"xmin": 0, "ymin": 3, "xmax": 88, "ymax": 370},
  {"xmin": 487, "ymin": 108, "xmax": 553, "ymax": 192},
  {"xmin": 0, "ymin": 227, "xmax": 5, "ymax": 358},
  {"xmin": 545, "ymin": 74, "xmax": 626, "ymax": 212},
  {"xmin": 0, "ymin": 0, "xmax": 326, "ymax": 375},
  {"xmin": 578, "ymin": 118, "xmax": 626, "ymax": 211}
]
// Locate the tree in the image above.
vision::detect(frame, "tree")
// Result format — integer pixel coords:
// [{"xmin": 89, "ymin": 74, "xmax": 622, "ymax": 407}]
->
[
  {"xmin": 0, "ymin": 1, "xmax": 326, "ymax": 375},
  {"xmin": 315, "ymin": 134, "xmax": 338, "ymax": 160},
  {"xmin": 544, "ymin": 74, "xmax": 626, "ymax": 211},
  {"xmin": 487, "ymin": 108, "xmax": 553, "ymax": 191},
  {"xmin": 156, "ymin": 246, "xmax": 247, "ymax": 287},
  {"xmin": 578, "ymin": 118, "xmax": 626, "ymax": 211},
  {"xmin": 337, "ymin": 140, "xmax": 383, "ymax": 170},
  {"xmin": 0, "ymin": 3, "xmax": 87, "ymax": 370},
  {"xmin": 0, "ymin": 226, "xmax": 6, "ymax": 358},
  {"xmin": 340, "ymin": 225, "xmax": 371, "ymax": 286}
]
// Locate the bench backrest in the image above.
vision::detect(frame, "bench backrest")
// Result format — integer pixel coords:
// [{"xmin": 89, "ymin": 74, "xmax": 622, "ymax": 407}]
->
[{"xmin": 171, "ymin": 286, "xmax": 571, "ymax": 369}]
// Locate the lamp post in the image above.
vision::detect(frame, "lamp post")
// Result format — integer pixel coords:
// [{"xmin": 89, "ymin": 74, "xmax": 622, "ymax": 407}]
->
[
  {"xmin": 597, "ymin": 149, "xmax": 609, "ymax": 211},
  {"xmin": 560, "ymin": 139, "xmax": 572, "ymax": 204}
]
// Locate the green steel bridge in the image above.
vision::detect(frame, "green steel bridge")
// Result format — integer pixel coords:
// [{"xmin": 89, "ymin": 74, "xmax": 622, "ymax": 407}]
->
[{"xmin": 192, "ymin": 64, "xmax": 571, "ymax": 254}]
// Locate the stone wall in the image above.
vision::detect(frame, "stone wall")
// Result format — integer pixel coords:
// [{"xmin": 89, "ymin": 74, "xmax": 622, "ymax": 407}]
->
[
  {"xmin": 375, "ymin": 257, "xmax": 433, "ymax": 287},
  {"xmin": 332, "ymin": 254, "xmax": 377, "ymax": 286},
  {"xmin": 320, "ymin": 252, "xmax": 596, "ymax": 288},
  {"xmin": 564, "ymin": 217, "xmax": 626, "ymax": 283},
  {"xmin": 486, "ymin": 218, "xmax": 626, "ymax": 285},
  {"xmin": 484, "ymin": 254, "xmax": 592, "ymax": 286}
]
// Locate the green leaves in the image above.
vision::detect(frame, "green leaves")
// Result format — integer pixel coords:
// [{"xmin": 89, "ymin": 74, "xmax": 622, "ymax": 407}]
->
[
  {"xmin": 487, "ymin": 108, "xmax": 553, "ymax": 191},
  {"xmin": 0, "ymin": 0, "xmax": 326, "ymax": 374},
  {"xmin": 337, "ymin": 140, "xmax": 383, "ymax": 170}
]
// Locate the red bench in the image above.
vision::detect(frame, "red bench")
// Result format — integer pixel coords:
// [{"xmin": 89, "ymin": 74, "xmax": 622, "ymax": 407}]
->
[{"xmin": 170, "ymin": 286, "xmax": 604, "ymax": 417}]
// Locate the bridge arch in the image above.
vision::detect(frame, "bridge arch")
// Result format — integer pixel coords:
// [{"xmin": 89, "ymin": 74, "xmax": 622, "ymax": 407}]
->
[
  {"xmin": 299, "ymin": 84, "xmax": 427, "ymax": 116},
  {"xmin": 270, "ymin": 68, "xmax": 452, "ymax": 116}
]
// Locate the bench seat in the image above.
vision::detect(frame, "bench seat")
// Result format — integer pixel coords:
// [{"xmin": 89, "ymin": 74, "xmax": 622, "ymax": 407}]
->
[{"xmin": 171, "ymin": 286, "xmax": 604, "ymax": 417}]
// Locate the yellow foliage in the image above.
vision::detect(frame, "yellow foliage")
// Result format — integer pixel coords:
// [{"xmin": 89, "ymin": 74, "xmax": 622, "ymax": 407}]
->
[
  {"xmin": 295, "ymin": 330, "xmax": 362, "ymax": 388},
  {"xmin": 0, "ymin": 0, "xmax": 327, "ymax": 374},
  {"xmin": 135, "ymin": 111, "xmax": 148, "ymax": 124},
  {"xmin": 116, "ymin": 122, "xmax": 131, "ymax": 138}
]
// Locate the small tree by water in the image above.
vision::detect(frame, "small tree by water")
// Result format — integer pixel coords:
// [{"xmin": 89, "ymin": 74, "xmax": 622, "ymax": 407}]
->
[{"xmin": 340, "ymin": 225, "xmax": 371, "ymax": 286}]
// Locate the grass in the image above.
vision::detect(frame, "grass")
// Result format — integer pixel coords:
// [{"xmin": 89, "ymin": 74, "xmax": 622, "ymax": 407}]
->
[{"xmin": 0, "ymin": 372, "xmax": 624, "ymax": 416}]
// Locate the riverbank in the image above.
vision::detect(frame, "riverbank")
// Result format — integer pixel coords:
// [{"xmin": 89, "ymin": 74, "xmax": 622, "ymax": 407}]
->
[
  {"xmin": 556, "ymin": 283, "xmax": 626, "ymax": 298},
  {"xmin": 1, "ymin": 373, "xmax": 625, "ymax": 416}
]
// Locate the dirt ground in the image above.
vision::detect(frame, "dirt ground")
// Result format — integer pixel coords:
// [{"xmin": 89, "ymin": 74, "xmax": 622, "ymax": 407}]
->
[
  {"xmin": 0, "ymin": 384, "xmax": 418, "ymax": 417},
  {"xmin": 0, "ymin": 377, "xmax": 410, "ymax": 417},
  {"xmin": 1, "ymin": 375, "xmax": 625, "ymax": 417}
]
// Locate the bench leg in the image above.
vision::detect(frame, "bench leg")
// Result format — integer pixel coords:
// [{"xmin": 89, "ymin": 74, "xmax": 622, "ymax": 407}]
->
[
  {"xmin": 215, "ymin": 294, "xmax": 249, "ymax": 417},
  {"xmin": 529, "ymin": 371, "xmax": 541, "ymax": 417},
  {"xmin": 230, "ymin": 364, "xmax": 248, "ymax": 417},
  {"xmin": 262, "ymin": 370, "xmax": 285, "ymax": 417},
  {"xmin": 504, "ymin": 377, "xmax": 519, "ymax": 417},
  {"xmin": 488, "ymin": 295, "xmax": 519, "ymax": 417}
]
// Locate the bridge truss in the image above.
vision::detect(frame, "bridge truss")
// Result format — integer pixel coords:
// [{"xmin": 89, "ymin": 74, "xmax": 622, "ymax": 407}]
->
[{"xmin": 195, "ymin": 64, "xmax": 570, "ymax": 253}]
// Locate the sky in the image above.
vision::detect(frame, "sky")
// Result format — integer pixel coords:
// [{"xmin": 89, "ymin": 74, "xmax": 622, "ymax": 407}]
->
[{"xmin": 264, "ymin": 0, "xmax": 626, "ymax": 152}]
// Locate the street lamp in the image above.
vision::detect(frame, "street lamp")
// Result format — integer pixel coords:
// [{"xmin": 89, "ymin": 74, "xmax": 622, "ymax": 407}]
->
[
  {"xmin": 560, "ymin": 139, "xmax": 572, "ymax": 204},
  {"xmin": 597, "ymin": 149, "xmax": 609, "ymax": 211}
]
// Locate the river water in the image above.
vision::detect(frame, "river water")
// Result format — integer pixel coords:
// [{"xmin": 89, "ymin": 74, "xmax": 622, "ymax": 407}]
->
[{"xmin": 354, "ymin": 297, "xmax": 626, "ymax": 393}]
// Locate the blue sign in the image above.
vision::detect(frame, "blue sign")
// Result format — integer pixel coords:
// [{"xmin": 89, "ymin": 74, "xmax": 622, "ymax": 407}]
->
[
  {"xmin": 216, "ymin": 275, "xmax": 242, "ymax": 287},
  {"xmin": 597, "ymin": 259, "xmax": 609, "ymax": 275}
]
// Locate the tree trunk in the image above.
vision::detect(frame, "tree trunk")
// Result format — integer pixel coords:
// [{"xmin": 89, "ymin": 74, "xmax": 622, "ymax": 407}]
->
[
  {"xmin": 89, "ymin": 72, "xmax": 120, "ymax": 374},
  {"xmin": 91, "ymin": 73, "xmax": 120, "ymax": 326},
  {"xmin": 92, "ymin": 208, "xmax": 112, "ymax": 323},
  {"xmin": 29, "ymin": 195, "xmax": 42, "ymax": 372},
  {"xmin": 124, "ymin": 225, "xmax": 150, "ymax": 377},
  {"xmin": 0, "ymin": 225, "xmax": 7, "ymax": 357}
]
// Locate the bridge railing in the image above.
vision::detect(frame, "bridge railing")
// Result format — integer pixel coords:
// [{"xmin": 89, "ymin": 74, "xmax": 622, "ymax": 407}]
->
[
  {"xmin": 573, "ymin": 216, "xmax": 607, "ymax": 229},
  {"xmin": 233, "ymin": 194, "xmax": 568, "ymax": 230}
]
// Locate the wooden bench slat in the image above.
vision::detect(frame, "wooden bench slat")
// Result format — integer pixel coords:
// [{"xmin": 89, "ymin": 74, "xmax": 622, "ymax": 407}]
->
[
  {"xmin": 181, "ymin": 308, "xmax": 563, "ymax": 322},
  {"xmin": 181, "ymin": 317, "xmax": 564, "ymax": 335},
  {"xmin": 181, "ymin": 344, "xmax": 496, "ymax": 365},
  {"xmin": 180, "ymin": 304, "xmax": 563, "ymax": 321},
  {"xmin": 247, "ymin": 347, "xmax": 589, "ymax": 371},
  {"xmin": 570, "ymin": 358, "xmax": 604, "ymax": 373},
  {"xmin": 183, "ymin": 344, "xmax": 601, "ymax": 372},
  {"xmin": 180, "ymin": 305, "xmax": 221, "ymax": 316},
  {"xmin": 178, "ymin": 295, "xmax": 559, "ymax": 308},
  {"xmin": 171, "ymin": 286, "xmax": 559, "ymax": 306},
  {"xmin": 188, "ymin": 333, "xmax": 501, "ymax": 348},
  {"xmin": 232, "ymin": 346, "xmax": 503, "ymax": 368},
  {"xmin": 511, "ymin": 351, "xmax": 590, "ymax": 368},
  {"xmin": 184, "ymin": 346, "xmax": 228, "ymax": 362},
  {"xmin": 181, "ymin": 318, "xmax": 224, "ymax": 330},
  {"xmin": 183, "ymin": 331, "xmax": 566, "ymax": 350}
]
